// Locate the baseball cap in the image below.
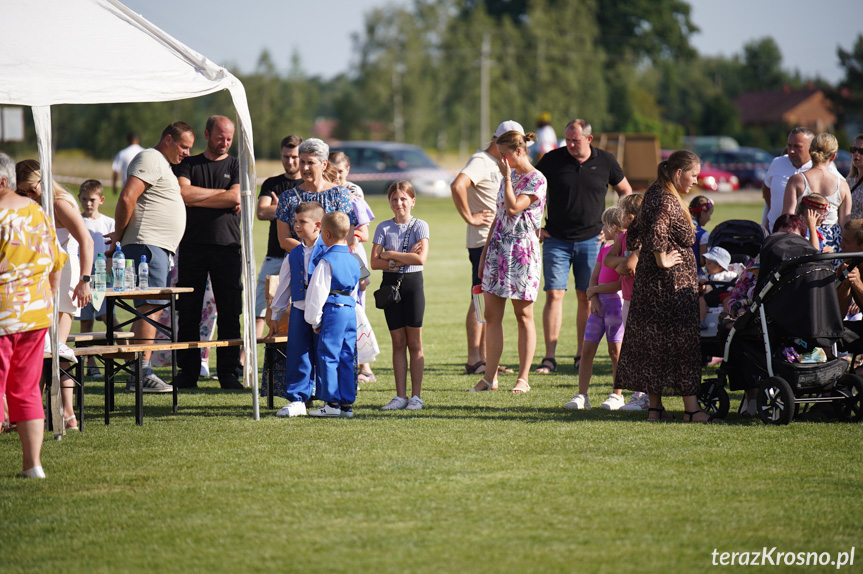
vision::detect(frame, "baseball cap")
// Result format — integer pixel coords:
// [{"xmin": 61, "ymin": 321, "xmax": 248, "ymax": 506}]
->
[
  {"xmin": 493, "ymin": 120, "xmax": 534, "ymax": 146},
  {"xmin": 703, "ymin": 246, "xmax": 731, "ymax": 271}
]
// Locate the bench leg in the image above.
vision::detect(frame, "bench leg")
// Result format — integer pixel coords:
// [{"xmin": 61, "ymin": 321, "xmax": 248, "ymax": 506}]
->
[
  {"xmin": 135, "ymin": 354, "xmax": 143, "ymax": 426},
  {"xmin": 104, "ymin": 358, "xmax": 113, "ymax": 425},
  {"xmin": 172, "ymin": 349, "xmax": 178, "ymax": 414},
  {"xmin": 75, "ymin": 360, "xmax": 84, "ymax": 433},
  {"xmin": 43, "ymin": 364, "xmax": 53, "ymax": 432},
  {"xmin": 266, "ymin": 345, "xmax": 273, "ymax": 410}
]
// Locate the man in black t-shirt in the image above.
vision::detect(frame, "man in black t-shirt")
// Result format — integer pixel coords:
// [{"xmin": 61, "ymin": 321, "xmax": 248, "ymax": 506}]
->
[
  {"xmin": 172, "ymin": 115, "xmax": 243, "ymax": 389},
  {"xmin": 534, "ymin": 119, "xmax": 631, "ymax": 379},
  {"xmin": 254, "ymin": 135, "xmax": 303, "ymax": 337}
]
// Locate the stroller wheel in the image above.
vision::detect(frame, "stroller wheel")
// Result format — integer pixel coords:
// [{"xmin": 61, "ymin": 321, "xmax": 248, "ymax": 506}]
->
[
  {"xmin": 698, "ymin": 380, "xmax": 729, "ymax": 419},
  {"xmin": 757, "ymin": 377, "xmax": 795, "ymax": 425},
  {"xmin": 833, "ymin": 374, "xmax": 863, "ymax": 422}
]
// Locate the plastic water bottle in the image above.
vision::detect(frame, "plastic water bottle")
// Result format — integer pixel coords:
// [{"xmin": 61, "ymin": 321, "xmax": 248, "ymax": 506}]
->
[
  {"xmin": 112, "ymin": 242, "xmax": 125, "ymax": 291},
  {"xmin": 472, "ymin": 285, "xmax": 485, "ymax": 324},
  {"xmin": 94, "ymin": 253, "xmax": 106, "ymax": 291},
  {"xmin": 138, "ymin": 255, "xmax": 149, "ymax": 290},
  {"xmin": 125, "ymin": 259, "xmax": 136, "ymax": 291}
]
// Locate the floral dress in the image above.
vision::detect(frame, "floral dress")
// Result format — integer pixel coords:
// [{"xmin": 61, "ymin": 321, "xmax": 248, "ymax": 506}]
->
[
  {"xmin": 481, "ymin": 169, "xmax": 546, "ymax": 301},
  {"xmin": 615, "ymin": 182, "xmax": 701, "ymax": 396}
]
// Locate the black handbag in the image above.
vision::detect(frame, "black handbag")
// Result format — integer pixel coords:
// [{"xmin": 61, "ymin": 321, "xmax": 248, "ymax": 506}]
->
[{"xmin": 373, "ymin": 218, "xmax": 416, "ymax": 310}]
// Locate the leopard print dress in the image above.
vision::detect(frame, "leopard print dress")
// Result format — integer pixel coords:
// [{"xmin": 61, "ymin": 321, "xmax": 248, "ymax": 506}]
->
[{"xmin": 615, "ymin": 182, "xmax": 701, "ymax": 396}]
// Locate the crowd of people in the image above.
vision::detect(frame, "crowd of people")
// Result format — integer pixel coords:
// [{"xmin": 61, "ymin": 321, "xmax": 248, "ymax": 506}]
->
[{"xmin": 4, "ymin": 111, "xmax": 863, "ymax": 475}]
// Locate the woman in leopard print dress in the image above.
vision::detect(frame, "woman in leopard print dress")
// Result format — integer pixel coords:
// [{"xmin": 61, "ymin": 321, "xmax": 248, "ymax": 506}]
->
[{"xmin": 615, "ymin": 150, "xmax": 719, "ymax": 422}]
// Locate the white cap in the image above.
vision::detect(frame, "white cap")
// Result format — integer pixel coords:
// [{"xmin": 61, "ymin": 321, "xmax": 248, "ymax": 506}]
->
[{"xmin": 494, "ymin": 120, "xmax": 525, "ymax": 138}]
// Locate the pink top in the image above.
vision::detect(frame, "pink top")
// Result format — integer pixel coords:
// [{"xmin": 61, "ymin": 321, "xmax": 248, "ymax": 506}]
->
[
  {"xmin": 617, "ymin": 231, "xmax": 634, "ymax": 301},
  {"xmin": 597, "ymin": 242, "xmax": 621, "ymax": 287}
]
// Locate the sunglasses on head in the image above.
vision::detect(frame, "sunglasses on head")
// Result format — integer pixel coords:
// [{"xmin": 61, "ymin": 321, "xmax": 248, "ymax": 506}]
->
[{"xmin": 851, "ymin": 146, "xmax": 863, "ymax": 155}]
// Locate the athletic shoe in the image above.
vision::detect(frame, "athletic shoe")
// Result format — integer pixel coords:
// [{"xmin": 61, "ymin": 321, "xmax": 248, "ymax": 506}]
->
[
  {"xmin": 86, "ymin": 365, "xmax": 103, "ymax": 379},
  {"xmin": 600, "ymin": 392, "xmax": 625, "ymax": 410},
  {"xmin": 218, "ymin": 375, "xmax": 245, "ymax": 390},
  {"xmin": 19, "ymin": 466, "xmax": 46, "ymax": 479},
  {"xmin": 619, "ymin": 392, "xmax": 649, "ymax": 411},
  {"xmin": 406, "ymin": 396, "xmax": 423, "ymax": 410},
  {"xmin": 308, "ymin": 404, "xmax": 342, "ymax": 417},
  {"xmin": 381, "ymin": 396, "xmax": 409, "ymax": 410},
  {"xmin": 172, "ymin": 370, "xmax": 198, "ymax": 389},
  {"xmin": 126, "ymin": 369, "xmax": 173, "ymax": 393},
  {"xmin": 564, "ymin": 393, "xmax": 591, "ymax": 410},
  {"xmin": 275, "ymin": 401, "xmax": 307, "ymax": 418},
  {"xmin": 340, "ymin": 405, "xmax": 354, "ymax": 418}
]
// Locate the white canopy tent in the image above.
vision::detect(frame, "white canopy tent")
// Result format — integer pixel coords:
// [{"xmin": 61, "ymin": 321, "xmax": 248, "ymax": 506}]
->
[{"xmin": 0, "ymin": 0, "xmax": 262, "ymax": 434}]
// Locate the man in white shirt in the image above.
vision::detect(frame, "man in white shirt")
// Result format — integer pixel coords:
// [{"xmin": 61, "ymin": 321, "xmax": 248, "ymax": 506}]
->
[{"xmin": 111, "ymin": 132, "xmax": 144, "ymax": 195}]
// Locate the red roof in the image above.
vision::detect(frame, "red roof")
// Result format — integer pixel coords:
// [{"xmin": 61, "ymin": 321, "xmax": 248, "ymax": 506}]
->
[{"xmin": 733, "ymin": 87, "xmax": 834, "ymax": 127}]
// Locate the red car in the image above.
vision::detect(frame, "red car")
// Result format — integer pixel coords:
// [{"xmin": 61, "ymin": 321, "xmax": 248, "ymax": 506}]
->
[{"xmin": 661, "ymin": 150, "xmax": 740, "ymax": 192}]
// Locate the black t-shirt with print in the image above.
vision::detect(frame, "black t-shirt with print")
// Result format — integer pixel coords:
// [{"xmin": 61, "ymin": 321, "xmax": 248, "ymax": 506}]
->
[{"xmin": 173, "ymin": 153, "xmax": 240, "ymax": 247}]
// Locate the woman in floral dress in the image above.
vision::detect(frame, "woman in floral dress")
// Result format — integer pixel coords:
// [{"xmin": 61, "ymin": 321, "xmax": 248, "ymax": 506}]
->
[
  {"xmin": 469, "ymin": 130, "xmax": 546, "ymax": 394},
  {"xmin": 615, "ymin": 150, "xmax": 720, "ymax": 422}
]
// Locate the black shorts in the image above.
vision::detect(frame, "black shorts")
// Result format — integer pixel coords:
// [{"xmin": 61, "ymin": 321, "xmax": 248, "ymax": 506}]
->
[
  {"xmin": 382, "ymin": 271, "xmax": 425, "ymax": 330},
  {"xmin": 468, "ymin": 247, "xmax": 483, "ymax": 287}
]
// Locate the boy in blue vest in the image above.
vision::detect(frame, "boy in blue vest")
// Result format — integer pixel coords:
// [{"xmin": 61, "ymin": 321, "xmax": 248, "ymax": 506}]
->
[
  {"xmin": 305, "ymin": 211, "xmax": 362, "ymax": 418},
  {"xmin": 271, "ymin": 201, "xmax": 326, "ymax": 418}
]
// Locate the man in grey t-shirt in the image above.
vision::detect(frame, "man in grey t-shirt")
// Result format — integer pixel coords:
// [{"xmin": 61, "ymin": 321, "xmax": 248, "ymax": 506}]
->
[{"xmin": 107, "ymin": 121, "xmax": 194, "ymax": 393}]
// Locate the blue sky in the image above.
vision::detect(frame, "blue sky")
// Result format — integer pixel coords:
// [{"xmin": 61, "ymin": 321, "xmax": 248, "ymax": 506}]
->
[{"xmin": 122, "ymin": 0, "xmax": 859, "ymax": 84}]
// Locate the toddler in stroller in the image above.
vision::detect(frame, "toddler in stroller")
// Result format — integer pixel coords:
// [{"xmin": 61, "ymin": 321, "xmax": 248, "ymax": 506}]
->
[{"xmin": 700, "ymin": 231, "xmax": 863, "ymax": 425}]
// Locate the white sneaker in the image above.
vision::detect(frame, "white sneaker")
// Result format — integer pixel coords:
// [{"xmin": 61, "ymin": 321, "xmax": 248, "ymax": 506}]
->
[
  {"xmin": 275, "ymin": 401, "xmax": 307, "ymax": 418},
  {"xmin": 19, "ymin": 466, "xmax": 46, "ymax": 479},
  {"xmin": 620, "ymin": 392, "xmax": 649, "ymax": 411},
  {"xmin": 600, "ymin": 392, "xmax": 625, "ymax": 410},
  {"xmin": 381, "ymin": 396, "xmax": 409, "ymax": 410},
  {"xmin": 564, "ymin": 393, "xmax": 591, "ymax": 410},
  {"xmin": 406, "ymin": 396, "xmax": 423, "ymax": 410},
  {"xmin": 308, "ymin": 404, "xmax": 341, "ymax": 417}
]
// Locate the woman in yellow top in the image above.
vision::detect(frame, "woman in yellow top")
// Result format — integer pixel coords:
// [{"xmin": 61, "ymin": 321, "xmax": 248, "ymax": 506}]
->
[{"xmin": 0, "ymin": 153, "xmax": 66, "ymax": 478}]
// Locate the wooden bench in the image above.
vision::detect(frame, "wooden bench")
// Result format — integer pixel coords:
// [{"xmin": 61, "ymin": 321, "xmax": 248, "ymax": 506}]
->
[
  {"xmin": 67, "ymin": 331, "xmax": 135, "ymax": 344},
  {"xmin": 258, "ymin": 336, "xmax": 288, "ymax": 409}
]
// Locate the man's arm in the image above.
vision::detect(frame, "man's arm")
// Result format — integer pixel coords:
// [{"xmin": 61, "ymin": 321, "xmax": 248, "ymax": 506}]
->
[
  {"xmin": 112, "ymin": 171, "xmax": 120, "ymax": 195},
  {"xmin": 613, "ymin": 177, "xmax": 632, "ymax": 197},
  {"xmin": 257, "ymin": 191, "xmax": 278, "ymax": 221},
  {"xmin": 179, "ymin": 177, "xmax": 241, "ymax": 209},
  {"xmin": 277, "ymin": 219, "xmax": 301, "ymax": 253},
  {"xmin": 106, "ymin": 175, "xmax": 148, "ymax": 247},
  {"xmin": 451, "ymin": 173, "xmax": 494, "ymax": 227}
]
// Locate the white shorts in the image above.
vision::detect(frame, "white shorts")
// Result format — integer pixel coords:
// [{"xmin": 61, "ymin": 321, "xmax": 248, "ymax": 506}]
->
[{"xmin": 59, "ymin": 251, "xmax": 81, "ymax": 317}]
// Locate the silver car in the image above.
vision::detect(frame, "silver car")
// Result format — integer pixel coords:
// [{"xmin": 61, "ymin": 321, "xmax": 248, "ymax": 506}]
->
[{"xmin": 329, "ymin": 141, "xmax": 452, "ymax": 197}]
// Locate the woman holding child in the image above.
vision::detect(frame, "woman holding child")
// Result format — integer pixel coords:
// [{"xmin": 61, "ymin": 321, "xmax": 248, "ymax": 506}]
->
[
  {"xmin": 615, "ymin": 150, "xmax": 719, "ymax": 422},
  {"xmin": 469, "ymin": 130, "xmax": 546, "ymax": 394}
]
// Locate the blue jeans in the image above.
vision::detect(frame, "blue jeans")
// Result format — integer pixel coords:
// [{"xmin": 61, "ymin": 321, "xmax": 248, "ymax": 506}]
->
[{"xmin": 542, "ymin": 234, "xmax": 601, "ymax": 292}]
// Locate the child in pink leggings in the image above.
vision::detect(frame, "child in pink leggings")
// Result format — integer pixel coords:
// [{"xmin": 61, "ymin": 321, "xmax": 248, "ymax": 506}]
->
[{"xmin": 564, "ymin": 207, "xmax": 625, "ymax": 410}]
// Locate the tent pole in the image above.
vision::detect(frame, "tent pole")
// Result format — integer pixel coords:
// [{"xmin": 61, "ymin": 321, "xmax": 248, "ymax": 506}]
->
[{"xmin": 32, "ymin": 106, "xmax": 65, "ymax": 439}]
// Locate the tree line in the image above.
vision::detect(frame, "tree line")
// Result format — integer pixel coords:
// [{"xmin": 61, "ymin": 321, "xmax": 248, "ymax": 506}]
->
[{"xmin": 7, "ymin": 0, "xmax": 863, "ymax": 160}]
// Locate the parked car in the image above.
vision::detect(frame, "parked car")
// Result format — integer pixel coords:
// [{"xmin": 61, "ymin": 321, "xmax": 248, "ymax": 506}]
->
[
  {"xmin": 700, "ymin": 147, "xmax": 774, "ymax": 189},
  {"xmin": 662, "ymin": 150, "xmax": 740, "ymax": 192},
  {"xmin": 328, "ymin": 141, "xmax": 453, "ymax": 197}
]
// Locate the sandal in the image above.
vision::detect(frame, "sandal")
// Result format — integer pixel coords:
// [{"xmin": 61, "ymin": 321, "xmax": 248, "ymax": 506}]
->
[
  {"xmin": 357, "ymin": 371, "xmax": 377, "ymax": 383},
  {"xmin": 573, "ymin": 355, "xmax": 582, "ymax": 373},
  {"xmin": 683, "ymin": 409, "xmax": 723, "ymax": 424},
  {"xmin": 463, "ymin": 361, "xmax": 486, "ymax": 375},
  {"xmin": 511, "ymin": 378, "xmax": 531, "ymax": 394},
  {"xmin": 647, "ymin": 407, "xmax": 673, "ymax": 422},
  {"xmin": 498, "ymin": 365, "xmax": 514, "ymax": 375},
  {"xmin": 467, "ymin": 377, "xmax": 497, "ymax": 392},
  {"xmin": 534, "ymin": 357, "xmax": 557, "ymax": 374},
  {"xmin": 64, "ymin": 415, "xmax": 78, "ymax": 430}
]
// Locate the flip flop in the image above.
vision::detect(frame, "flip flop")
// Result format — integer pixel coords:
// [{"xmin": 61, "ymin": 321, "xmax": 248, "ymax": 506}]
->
[
  {"xmin": 358, "ymin": 371, "xmax": 376, "ymax": 383},
  {"xmin": 498, "ymin": 365, "xmax": 514, "ymax": 374},
  {"xmin": 534, "ymin": 357, "xmax": 557, "ymax": 374}
]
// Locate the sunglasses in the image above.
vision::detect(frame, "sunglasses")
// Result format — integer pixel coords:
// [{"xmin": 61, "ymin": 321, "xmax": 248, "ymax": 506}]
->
[{"xmin": 851, "ymin": 146, "xmax": 863, "ymax": 155}]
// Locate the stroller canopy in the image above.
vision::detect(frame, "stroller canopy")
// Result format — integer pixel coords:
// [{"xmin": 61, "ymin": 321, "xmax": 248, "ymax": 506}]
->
[
  {"xmin": 755, "ymin": 233, "xmax": 845, "ymax": 342},
  {"xmin": 707, "ymin": 219, "xmax": 768, "ymax": 263}
]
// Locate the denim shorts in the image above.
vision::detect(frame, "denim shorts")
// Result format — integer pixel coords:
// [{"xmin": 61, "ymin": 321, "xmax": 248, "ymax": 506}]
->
[
  {"xmin": 121, "ymin": 244, "xmax": 172, "ymax": 307},
  {"xmin": 542, "ymin": 234, "xmax": 601, "ymax": 292}
]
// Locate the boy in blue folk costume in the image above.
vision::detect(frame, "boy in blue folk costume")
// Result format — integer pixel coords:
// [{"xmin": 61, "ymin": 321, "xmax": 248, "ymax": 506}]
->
[
  {"xmin": 305, "ymin": 211, "xmax": 361, "ymax": 418},
  {"xmin": 270, "ymin": 201, "xmax": 326, "ymax": 418}
]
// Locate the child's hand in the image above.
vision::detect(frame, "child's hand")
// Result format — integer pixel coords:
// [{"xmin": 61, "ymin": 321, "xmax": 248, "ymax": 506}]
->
[
  {"xmin": 313, "ymin": 326, "xmax": 321, "ymax": 334},
  {"xmin": 589, "ymin": 295, "xmax": 602, "ymax": 315}
]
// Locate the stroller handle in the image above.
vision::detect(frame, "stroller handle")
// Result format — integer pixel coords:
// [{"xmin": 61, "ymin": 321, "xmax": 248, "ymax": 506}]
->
[{"xmin": 773, "ymin": 251, "xmax": 863, "ymax": 277}]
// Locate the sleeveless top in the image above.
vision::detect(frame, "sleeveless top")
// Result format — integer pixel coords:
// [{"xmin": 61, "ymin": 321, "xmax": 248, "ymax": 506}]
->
[
  {"xmin": 801, "ymin": 172, "xmax": 842, "ymax": 226},
  {"xmin": 320, "ymin": 245, "xmax": 360, "ymax": 307}
]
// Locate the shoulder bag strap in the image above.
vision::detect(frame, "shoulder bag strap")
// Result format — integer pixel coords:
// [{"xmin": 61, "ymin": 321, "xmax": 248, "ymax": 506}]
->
[{"xmin": 395, "ymin": 217, "xmax": 417, "ymax": 283}]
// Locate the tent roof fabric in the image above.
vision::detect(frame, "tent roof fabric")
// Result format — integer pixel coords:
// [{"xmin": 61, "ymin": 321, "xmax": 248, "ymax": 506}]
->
[{"xmin": 0, "ymin": 0, "xmax": 236, "ymax": 106}]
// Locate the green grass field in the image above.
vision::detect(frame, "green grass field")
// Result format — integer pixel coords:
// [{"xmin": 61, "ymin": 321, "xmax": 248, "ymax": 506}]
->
[{"xmin": 3, "ymin": 194, "xmax": 863, "ymax": 573}]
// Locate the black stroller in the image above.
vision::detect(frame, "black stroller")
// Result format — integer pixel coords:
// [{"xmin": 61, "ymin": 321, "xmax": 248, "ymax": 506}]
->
[
  {"xmin": 699, "ymin": 232, "xmax": 863, "ymax": 425},
  {"xmin": 700, "ymin": 220, "xmax": 768, "ymax": 362}
]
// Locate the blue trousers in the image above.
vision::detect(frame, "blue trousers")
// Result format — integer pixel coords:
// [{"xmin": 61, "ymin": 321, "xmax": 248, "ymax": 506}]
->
[
  {"xmin": 283, "ymin": 306, "xmax": 318, "ymax": 403},
  {"xmin": 316, "ymin": 303, "xmax": 357, "ymax": 405}
]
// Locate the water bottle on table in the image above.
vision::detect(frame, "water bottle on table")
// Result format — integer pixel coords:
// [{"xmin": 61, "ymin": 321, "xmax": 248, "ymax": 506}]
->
[
  {"xmin": 94, "ymin": 253, "xmax": 106, "ymax": 291},
  {"xmin": 138, "ymin": 255, "xmax": 149, "ymax": 290},
  {"xmin": 124, "ymin": 259, "xmax": 136, "ymax": 291},
  {"xmin": 112, "ymin": 242, "xmax": 125, "ymax": 291}
]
